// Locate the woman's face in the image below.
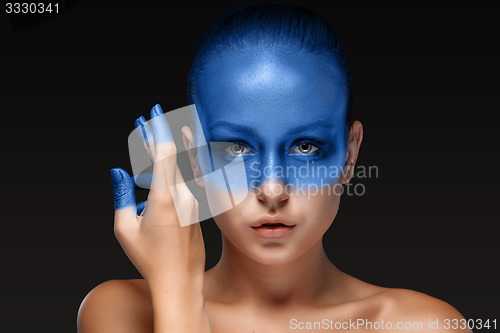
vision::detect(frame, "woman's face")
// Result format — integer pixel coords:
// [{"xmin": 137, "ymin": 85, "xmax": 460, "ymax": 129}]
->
[{"xmin": 193, "ymin": 46, "xmax": 350, "ymax": 265}]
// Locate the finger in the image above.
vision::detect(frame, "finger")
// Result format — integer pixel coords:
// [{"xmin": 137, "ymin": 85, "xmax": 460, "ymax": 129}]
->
[
  {"xmin": 111, "ymin": 168, "xmax": 138, "ymax": 231},
  {"xmin": 131, "ymin": 174, "xmax": 148, "ymax": 215},
  {"xmin": 135, "ymin": 116, "xmax": 156, "ymax": 161},
  {"xmin": 146, "ymin": 105, "xmax": 178, "ymax": 223},
  {"xmin": 174, "ymin": 164, "xmax": 189, "ymax": 194},
  {"xmin": 150, "ymin": 104, "xmax": 177, "ymax": 187},
  {"xmin": 148, "ymin": 146, "xmax": 175, "ymax": 201},
  {"xmin": 175, "ymin": 163, "xmax": 186, "ymax": 185},
  {"xmin": 146, "ymin": 155, "xmax": 181, "ymax": 226},
  {"xmin": 111, "ymin": 168, "xmax": 136, "ymax": 210}
]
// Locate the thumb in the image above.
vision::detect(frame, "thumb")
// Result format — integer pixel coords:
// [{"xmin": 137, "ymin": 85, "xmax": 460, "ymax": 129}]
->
[
  {"xmin": 111, "ymin": 168, "xmax": 137, "ymax": 210},
  {"xmin": 111, "ymin": 168, "xmax": 138, "ymax": 233}
]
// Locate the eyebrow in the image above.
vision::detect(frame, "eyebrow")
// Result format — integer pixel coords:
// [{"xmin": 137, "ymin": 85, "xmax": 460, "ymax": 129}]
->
[{"xmin": 208, "ymin": 120, "xmax": 335, "ymax": 137}]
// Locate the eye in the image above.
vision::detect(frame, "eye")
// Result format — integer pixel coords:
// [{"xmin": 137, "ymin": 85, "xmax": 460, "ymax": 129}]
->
[
  {"xmin": 223, "ymin": 143, "xmax": 253, "ymax": 155},
  {"xmin": 290, "ymin": 142, "xmax": 319, "ymax": 154}
]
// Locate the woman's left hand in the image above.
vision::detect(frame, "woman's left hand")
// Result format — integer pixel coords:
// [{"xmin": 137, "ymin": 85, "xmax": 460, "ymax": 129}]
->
[{"xmin": 110, "ymin": 104, "xmax": 206, "ymax": 294}]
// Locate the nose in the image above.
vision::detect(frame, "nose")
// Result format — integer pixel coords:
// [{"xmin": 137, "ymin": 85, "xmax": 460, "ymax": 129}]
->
[
  {"xmin": 249, "ymin": 149, "xmax": 289, "ymax": 206},
  {"xmin": 255, "ymin": 178, "xmax": 289, "ymax": 206}
]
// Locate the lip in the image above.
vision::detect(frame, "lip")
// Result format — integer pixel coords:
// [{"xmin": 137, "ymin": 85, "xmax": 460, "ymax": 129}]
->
[
  {"xmin": 251, "ymin": 215, "xmax": 296, "ymax": 228},
  {"xmin": 251, "ymin": 215, "xmax": 296, "ymax": 238}
]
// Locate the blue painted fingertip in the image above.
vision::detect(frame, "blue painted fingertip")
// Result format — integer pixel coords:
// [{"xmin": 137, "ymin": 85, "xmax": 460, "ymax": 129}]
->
[
  {"xmin": 111, "ymin": 168, "xmax": 137, "ymax": 210},
  {"xmin": 135, "ymin": 116, "xmax": 151, "ymax": 143},
  {"xmin": 150, "ymin": 104, "xmax": 164, "ymax": 118},
  {"xmin": 150, "ymin": 104, "xmax": 174, "ymax": 144},
  {"xmin": 134, "ymin": 116, "xmax": 147, "ymax": 128},
  {"xmin": 110, "ymin": 168, "xmax": 123, "ymax": 184}
]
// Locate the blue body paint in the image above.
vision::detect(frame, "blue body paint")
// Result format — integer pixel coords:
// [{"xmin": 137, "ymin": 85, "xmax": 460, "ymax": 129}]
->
[
  {"xmin": 135, "ymin": 116, "xmax": 151, "ymax": 143},
  {"xmin": 194, "ymin": 48, "xmax": 348, "ymax": 193},
  {"xmin": 150, "ymin": 104, "xmax": 175, "ymax": 145},
  {"xmin": 114, "ymin": 105, "xmax": 177, "ymax": 216},
  {"xmin": 111, "ymin": 167, "xmax": 147, "ymax": 215},
  {"xmin": 111, "ymin": 168, "xmax": 136, "ymax": 210}
]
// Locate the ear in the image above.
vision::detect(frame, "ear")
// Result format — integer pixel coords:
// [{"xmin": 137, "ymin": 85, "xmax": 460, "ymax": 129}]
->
[
  {"xmin": 181, "ymin": 125, "xmax": 205, "ymax": 187},
  {"xmin": 342, "ymin": 120, "xmax": 363, "ymax": 184}
]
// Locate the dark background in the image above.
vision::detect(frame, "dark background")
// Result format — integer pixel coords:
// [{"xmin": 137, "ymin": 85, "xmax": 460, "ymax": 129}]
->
[{"xmin": 0, "ymin": 1, "xmax": 499, "ymax": 332}]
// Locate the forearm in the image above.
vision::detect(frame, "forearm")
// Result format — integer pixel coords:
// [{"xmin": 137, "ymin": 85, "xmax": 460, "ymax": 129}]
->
[{"xmin": 149, "ymin": 280, "xmax": 212, "ymax": 333}]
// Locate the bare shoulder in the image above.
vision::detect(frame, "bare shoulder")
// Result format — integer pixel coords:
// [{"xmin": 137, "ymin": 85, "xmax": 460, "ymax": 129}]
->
[
  {"xmin": 374, "ymin": 288, "xmax": 472, "ymax": 333},
  {"xmin": 77, "ymin": 279, "xmax": 153, "ymax": 333}
]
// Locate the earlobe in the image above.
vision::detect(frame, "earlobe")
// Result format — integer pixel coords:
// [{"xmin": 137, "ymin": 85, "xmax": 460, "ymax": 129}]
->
[{"xmin": 341, "ymin": 160, "xmax": 355, "ymax": 184}]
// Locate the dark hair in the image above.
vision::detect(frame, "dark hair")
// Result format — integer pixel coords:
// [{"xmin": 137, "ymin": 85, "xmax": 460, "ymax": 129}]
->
[{"xmin": 187, "ymin": 2, "xmax": 353, "ymax": 128}]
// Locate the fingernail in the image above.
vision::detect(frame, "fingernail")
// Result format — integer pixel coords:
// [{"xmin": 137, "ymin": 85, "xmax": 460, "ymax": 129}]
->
[
  {"xmin": 150, "ymin": 104, "xmax": 164, "ymax": 118},
  {"xmin": 134, "ymin": 116, "xmax": 147, "ymax": 128},
  {"xmin": 110, "ymin": 168, "xmax": 123, "ymax": 184}
]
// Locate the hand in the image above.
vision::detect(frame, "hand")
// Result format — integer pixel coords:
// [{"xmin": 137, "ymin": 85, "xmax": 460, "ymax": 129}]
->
[{"xmin": 110, "ymin": 104, "xmax": 205, "ymax": 293}]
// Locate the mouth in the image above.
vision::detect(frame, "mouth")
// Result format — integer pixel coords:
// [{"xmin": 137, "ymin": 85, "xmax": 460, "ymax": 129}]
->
[
  {"xmin": 259, "ymin": 222, "xmax": 288, "ymax": 227},
  {"xmin": 251, "ymin": 215, "xmax": 295, "ymax": 228},
  {"xmin": 251, "ymin": 216, "xmax": 296, "ymax": 238}
]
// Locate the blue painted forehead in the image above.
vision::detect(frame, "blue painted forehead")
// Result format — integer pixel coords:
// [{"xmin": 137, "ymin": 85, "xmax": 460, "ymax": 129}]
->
[{"xmin": 192, "ymin": 47, "xmax": 348, "ymax": 142}]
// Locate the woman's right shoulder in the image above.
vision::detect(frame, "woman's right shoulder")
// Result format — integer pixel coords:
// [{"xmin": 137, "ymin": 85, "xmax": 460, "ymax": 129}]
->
[{"xmin": 77, "ymin": 279, "xmax": 153, "ymax": 333}]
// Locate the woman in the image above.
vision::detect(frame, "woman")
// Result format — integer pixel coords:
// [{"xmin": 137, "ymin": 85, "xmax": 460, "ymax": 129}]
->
[{"xmin": 78, "ymin": 3, "xmax": 470, "ymax": 332}]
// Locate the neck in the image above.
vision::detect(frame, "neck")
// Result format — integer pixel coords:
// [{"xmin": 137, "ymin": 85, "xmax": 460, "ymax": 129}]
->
[{"xmin": 206, "ymin": 236, "xmax": 341, "ymax": 307}]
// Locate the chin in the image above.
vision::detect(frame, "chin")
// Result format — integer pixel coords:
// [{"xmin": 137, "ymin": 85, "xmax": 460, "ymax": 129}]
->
[{"xmin": 248, "ymin": 243, "xmax": 301, "ymax": 266}]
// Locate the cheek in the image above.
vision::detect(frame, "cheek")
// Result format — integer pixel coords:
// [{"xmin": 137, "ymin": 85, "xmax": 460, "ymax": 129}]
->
[
  {"xmin": 212, "ymin": 206, "xmax": 246, "ymax": 243},
  {"xmin": 301, "ymin": 192, "xmax": 341, "ymax": 237}
]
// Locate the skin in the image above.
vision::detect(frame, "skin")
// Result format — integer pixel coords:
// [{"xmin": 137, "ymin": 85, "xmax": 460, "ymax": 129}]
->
[{"xmin": 78, "ymin": 47, "xmax": 471, "ymax": 332}]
